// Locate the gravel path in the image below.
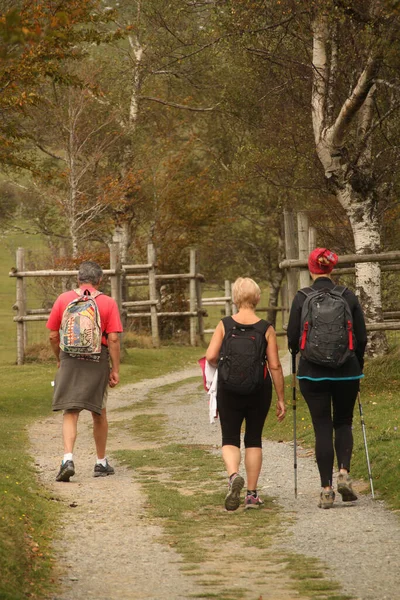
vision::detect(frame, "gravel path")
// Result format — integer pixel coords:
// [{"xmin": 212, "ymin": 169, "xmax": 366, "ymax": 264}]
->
[{"xmin": 30, "ymin": 359, "xmax": 400, "ymax": 600}]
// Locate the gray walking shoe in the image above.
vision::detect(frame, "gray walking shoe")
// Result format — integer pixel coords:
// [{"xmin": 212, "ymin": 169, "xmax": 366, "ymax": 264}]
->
[
  {"xmin": 318, "ymin": 488, "xmax": 335, "ymax": 509},
  {"xmin": 93, "ymin": 460, "xmax": 115, "ymax": 477},
  {"xmin": 225, "ymin": 474, "xmax": 244, "ymax": 511},
  {"xmin": 56, "ymin": 460, "xmax": 75, "ymax": 482},
  {"xmin": 337, "ymin": 472, "xmax": 358, "ymax": 502}
]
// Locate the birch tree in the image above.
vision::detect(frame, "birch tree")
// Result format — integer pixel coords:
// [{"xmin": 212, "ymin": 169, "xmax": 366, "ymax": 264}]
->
[
  {"xmin": 218, "ymin": 1, "xmax": 400, "ymax": 355},
  {"xmin": 99, "ymin": 0, "xmax": 225, "ymax": 262},
  {"xmin": 310, "ymin": 5, "xmax": 400, "ymax": 355},
  {"xmin": 29, "ymin": 77, "xmax": 122, "ymax": 257}
]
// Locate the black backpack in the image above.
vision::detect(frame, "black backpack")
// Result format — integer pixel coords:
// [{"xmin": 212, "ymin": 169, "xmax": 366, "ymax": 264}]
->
[
  {"xmin": 218, "ymin": 317, "xmax": 270, "ymax": 395},
  {"xmin": 299, "ymin": 285, "xmax": 356, "ymax": 368}
]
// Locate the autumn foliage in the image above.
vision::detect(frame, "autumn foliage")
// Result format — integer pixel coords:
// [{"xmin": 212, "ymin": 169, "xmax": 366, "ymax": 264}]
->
[{"xmin": 0, "ymin": 0, "xmax": 124, "ymax": 169}]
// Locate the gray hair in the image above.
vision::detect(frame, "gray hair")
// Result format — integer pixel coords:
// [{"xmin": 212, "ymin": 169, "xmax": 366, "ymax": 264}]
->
[{"xmin": 78, "ymin": 261, "xmax": 103, "ymax": 286}]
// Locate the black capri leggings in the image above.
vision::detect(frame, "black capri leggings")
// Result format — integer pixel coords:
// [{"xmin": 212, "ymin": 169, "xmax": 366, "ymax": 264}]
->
[
  {"xmin": 299, "ymin": 378, "xmax": 360, "ymax": 487},
  {"xmin": 217, "ymin": 375, "xmax": 272, "ymax": 448}
]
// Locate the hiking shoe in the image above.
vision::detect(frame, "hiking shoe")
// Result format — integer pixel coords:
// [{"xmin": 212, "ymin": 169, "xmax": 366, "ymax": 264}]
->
[
  {"xmin": 318, "ymin": 489, "xmax": 335, "ymax": 509},
  {"xmin": 225, "ymin": 474, "xmax": 244, "ymax": 511},
  {"xmin": 244, "ymin": 494, "xmax": 264, "ymax": 509},
  {"xmin": 337, "ymin": 472, "xmax": 358, "ymax": 502},
  {"xmin": 56, "ymin": 460, "xmax": 75, "ymax": 482},
  {"xmin": 93, "ymin": 460, "xmax": 115, "ymax": 478}
]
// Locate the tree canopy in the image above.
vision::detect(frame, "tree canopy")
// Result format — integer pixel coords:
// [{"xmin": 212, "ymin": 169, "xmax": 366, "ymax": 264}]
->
[{"xmin": 2, "ymin": 0, "xmax": 400, "ymax": 344}]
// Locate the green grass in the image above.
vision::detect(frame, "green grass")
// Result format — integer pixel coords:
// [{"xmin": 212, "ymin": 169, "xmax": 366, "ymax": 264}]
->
[
  {"xmin": 264, "ymin": 344, "xmax": 400, "ymax": 510},
  {"xmin": 0, "ymin": 364, "xmax": 60, "ymax": 600},
  {"xmin": 112, "ymin": 413, "xmax": 168, "ymax": 441}
]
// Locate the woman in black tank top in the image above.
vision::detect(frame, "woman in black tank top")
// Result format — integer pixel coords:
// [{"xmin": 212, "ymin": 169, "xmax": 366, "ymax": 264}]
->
[{"xmin": 206, "ymin": 277, "xmax": 286, "ymax": 511}]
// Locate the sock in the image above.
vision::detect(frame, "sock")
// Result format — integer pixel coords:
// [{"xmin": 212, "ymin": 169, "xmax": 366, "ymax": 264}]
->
[
  {"xmin": 229, "ymin": 472, "xmax": 238, "ymax": 483},
  {"xmin": 246, "ymin": 490, "xmax": 257, "ymax": 497},
  {"xmin": 96, "ymin": 457, "xmax": 107, "ymax": 467},
  {"xmin": 63, "ymin": 453, "xmax": 73, "ymax": 463}
]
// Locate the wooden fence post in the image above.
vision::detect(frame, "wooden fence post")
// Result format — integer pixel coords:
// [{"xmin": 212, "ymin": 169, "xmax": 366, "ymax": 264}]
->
[
  {"xmin": 224, "ymin": 280, "xmax": 231, "ymax": 316},
  {"xmin": 280, "ymin": 280, "xmax": 288, "ymax": 329},
  {"xmin": 59, "ymin": 245, "xmax": 69, "ymax": 292},
  {"xmin": 284, "ymin": 210, "xmax": 298, "ymax": 312},
  {"xmin": 16, "ymin": 248, "xmax": 26, "ymax": 365},
  {"xmin": 231, "ymin": 282, "xmax": 238, "ymax": 315},
  {"xmin": 189, "ymin": 248, "xmax": 197, "ymax": 346},
  {"xmin": 298, "ymin": 211, "xmax": 311, "ymax": 288},
  {"xmin": 147, "ymin": 243, "xmax": 160, "ymax": 348},
  {"xmin": 195, "ymin": 251, "xmax": 204, "ymax": 343},
  {"xmin": 113, "ymin": 226, "xmax": 128, "ymax": 308},
  {"xmin": 109, "ymin": 243, "xmax": 122, "ymax": 311},
  {"xmin": 308, "ymin": 226, "xmax": 317, "ymax": 253}
]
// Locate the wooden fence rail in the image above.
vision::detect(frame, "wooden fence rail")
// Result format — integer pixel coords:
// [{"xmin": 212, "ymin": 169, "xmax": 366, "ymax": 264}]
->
[
  {"xmin": 279, "ymin": 251, "xmax": 400, "ymax": 270},
  {"xmin": 281, "ymin": 211, "xmax": 400, "ymax": 338}
]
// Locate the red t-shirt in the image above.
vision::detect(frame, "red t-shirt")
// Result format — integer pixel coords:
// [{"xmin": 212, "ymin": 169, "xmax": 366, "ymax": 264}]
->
[{"xmin": 46, "ymin": 285, "xmax": 123, "ymax": 346}]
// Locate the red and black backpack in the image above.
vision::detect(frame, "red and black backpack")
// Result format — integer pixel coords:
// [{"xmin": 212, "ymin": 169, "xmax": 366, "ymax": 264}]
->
[{"xmin": 299, "ymin": 285, "xmax": 356, "ymax": 368}]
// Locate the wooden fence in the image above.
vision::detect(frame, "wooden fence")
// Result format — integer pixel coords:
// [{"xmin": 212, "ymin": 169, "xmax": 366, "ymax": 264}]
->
[
  {"xmin": 10, "ymin": 244, "xmax": 207, "ymax": 364},
  {"xmin": 280, "ymin": 210, "xmax": 400, "ymax": 334},
  {"xmin": 122, "ymin": 245, "xmax": 205, "ymax": 347},
  {"xmin": 12, "ymin": 212, "xmax": 397, "ymax": 363}
]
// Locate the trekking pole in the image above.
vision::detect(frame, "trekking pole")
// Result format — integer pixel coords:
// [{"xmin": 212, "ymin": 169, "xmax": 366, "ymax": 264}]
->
[
  {"xmin": 357, "ymin": 391, "xmax": 375, "ymax": 499},
  {"xmin": 292, "ymin": 352, "xmax": 297, "ymax": 499}
]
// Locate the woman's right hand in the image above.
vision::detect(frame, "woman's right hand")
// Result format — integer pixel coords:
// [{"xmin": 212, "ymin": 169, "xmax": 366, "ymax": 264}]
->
[{"xmin": 276, "ymin": 398, "xmax": 286, "ymax": 422}]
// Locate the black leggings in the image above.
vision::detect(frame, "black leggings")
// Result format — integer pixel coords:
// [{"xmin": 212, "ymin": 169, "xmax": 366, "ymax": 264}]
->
[
  {"xmin": 299, "ymin": 378, "xmax": 359, "ymax": 487},
  {"xmin": 217, "ymin": 376, "xmax": 272, "ymax": 448}
]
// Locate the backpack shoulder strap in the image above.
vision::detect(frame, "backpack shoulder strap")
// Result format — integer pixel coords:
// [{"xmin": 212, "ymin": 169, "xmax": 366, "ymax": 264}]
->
[
  {"xmin": 331, "ymin": 284, "xmax": 347, "ymax": 296},
  {"xmin": 298, "ymin": 286, "xmax": 315, "ymax": 297},
  {"xmin": 253, "ymin": 319, "xmax": 270, "ymax": 335},
  {"xmin": 221, "ymin": 316, "xmax": 236, "ymax": 333}
]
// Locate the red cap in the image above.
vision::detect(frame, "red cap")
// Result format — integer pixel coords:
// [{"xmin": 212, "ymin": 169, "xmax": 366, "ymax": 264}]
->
[{"xmin": 308, "ymin": 248, "xmax": 338, "ymax": 274}]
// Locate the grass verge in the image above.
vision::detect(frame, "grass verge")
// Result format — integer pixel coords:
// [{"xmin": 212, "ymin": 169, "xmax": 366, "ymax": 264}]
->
[{"xmin": 0, "ymin": 364, "xmax": 60, "ymax": 600}]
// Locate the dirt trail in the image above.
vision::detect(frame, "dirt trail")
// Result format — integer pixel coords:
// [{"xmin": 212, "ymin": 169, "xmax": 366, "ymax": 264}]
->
[{"xmin": 30, "ymin": 365, "xmax": 400, "ymax": 600}]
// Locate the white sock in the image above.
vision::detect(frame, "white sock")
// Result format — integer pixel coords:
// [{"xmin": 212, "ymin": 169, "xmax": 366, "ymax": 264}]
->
[
  {"xmin": 96, "ymin": 457, "xmax": 107, "ymax": 467},
  {"xmin": 63, "ymin": 453, "xmax": 73, "ymax": 463}
]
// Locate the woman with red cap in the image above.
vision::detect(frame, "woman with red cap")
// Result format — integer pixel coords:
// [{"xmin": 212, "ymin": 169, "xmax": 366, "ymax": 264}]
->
[{"xmin": 287, "ymin": 248, "xmax": 367, "ymax": 509}]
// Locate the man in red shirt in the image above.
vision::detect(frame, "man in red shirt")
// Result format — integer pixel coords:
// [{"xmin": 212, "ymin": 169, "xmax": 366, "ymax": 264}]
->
[{"xmin": 47, "ymin": 261, "xmax": 123, "ymax": 482}]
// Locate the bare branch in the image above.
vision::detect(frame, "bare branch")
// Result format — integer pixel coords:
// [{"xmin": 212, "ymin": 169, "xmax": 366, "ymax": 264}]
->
[
  {"xmin": 36, "ymin": 143, "xmax": 66, "ymax": 162},
  {"xmin": 357, "ymin": 100, "xmax": 400, "ymax": 163},
  {"xmin": 139, "ymin": 96, "xmax": 217, "ymax": 112},
  {"xmin": 159, "ymin": 14, "xmax": 298, "ymax": 70},
  {"xmin": 375, "ymin": 79, "xmax": 400, "ymax": 92},
  {"xmin": 330, "ymin": 54, "xmax": 381, "ymax": 147}
]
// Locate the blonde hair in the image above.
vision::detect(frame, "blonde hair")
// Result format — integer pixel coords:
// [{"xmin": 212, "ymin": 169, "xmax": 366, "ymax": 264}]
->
[{"xmin": 232, "ymin": 277, "xmax": 261, "ymax": 309}]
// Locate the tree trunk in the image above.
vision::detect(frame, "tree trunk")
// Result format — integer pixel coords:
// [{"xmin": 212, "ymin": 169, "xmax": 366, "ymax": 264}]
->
[
  {"xmin": 267, "ymin": 274, "xmax": 283, "ymax": 328},
  {"xmin": 311, "ymin": 12, "xmax": 387, "ymax": 356},
  {"xmin": 115, "ymin": 30, "xmax": 144, "ymax": 264},
  {"xmin": 338, "ymin": 185, "xmax": 388, "ymax": 355}
]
